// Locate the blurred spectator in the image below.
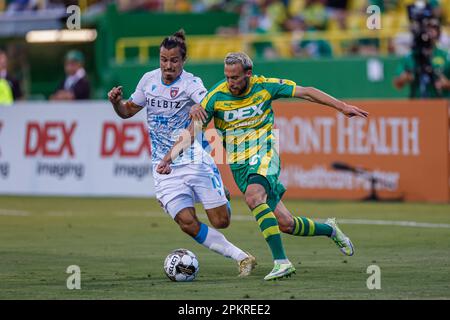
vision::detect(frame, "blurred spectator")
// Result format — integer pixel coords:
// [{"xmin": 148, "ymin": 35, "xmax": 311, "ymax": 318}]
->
[
  {"xmin": 368, "ymin": 0, "xmax": 399, "ymax": 13},
  {"xmin": 302, "ymin": 0, "xmax": 328, "ymax": 31},
  {"xmin": 393, "ymin": 18, "xmax": 450, "ymax": 98},
  {"xmin": 6, "ymin": 0, "xmax": 39, "ymax": 14},
  {"xmin": 164, "ymin": 0, "xmax": 191, "ymax": 12},
  {"xmin": 50, "ymin": 50, "xmax": 91, "ymax": 101},
  {"xmin": 0, "ymin": 49, "xmax": 23, "ymax": 105},
  {"xmin": 239, "ymin": 0, "xmax": 287, "ymax": 59},
  {"xmin": 325, "ymin": 0, "xmax": 348, "ymax": 29},
  {"xmin": 285, "ymin": 16, "xmax": 333, "ymax": 58},
  {"xmin": 117, "ymin": 0, "xmax": 162, "ymax": 12}
]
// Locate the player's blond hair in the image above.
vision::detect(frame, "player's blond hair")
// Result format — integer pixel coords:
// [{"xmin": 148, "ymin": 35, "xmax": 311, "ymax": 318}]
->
[{"xmin": 224, "ymin": 52, "xmax": 253, "ymax": 71}]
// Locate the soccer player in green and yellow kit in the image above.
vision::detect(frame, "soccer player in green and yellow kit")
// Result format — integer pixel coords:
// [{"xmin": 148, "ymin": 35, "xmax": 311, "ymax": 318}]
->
[{"xmin": 157, "ymin": 52, "xmax": 369, "ymax": 281}]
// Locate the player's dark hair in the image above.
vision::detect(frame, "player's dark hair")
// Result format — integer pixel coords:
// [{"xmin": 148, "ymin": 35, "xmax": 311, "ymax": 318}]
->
[{"xmin": 160, "ymin": 29, "xmax": 187, "ymax": 60}]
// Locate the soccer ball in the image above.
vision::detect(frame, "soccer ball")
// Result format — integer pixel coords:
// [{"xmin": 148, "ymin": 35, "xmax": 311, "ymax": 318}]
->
[{"xmin": 163, "ymin": 248, "xmax": 199, "ymax": 282}]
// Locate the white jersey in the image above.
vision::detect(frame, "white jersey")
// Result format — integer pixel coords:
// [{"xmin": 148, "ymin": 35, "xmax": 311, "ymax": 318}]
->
[{"xmin": 130, "ymin": 68, "xmax": 212, "ymax": 167}]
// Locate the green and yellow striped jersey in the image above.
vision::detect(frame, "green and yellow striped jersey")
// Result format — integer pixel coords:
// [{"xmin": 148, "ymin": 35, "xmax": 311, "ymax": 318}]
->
[{"xmin": 200, "ymin": 75, "xmax": 296, "ymax": 169}]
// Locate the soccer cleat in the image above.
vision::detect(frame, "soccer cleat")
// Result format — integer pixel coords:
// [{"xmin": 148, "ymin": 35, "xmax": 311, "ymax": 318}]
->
[
  {"xmin": 238, "ymin": 253, "xmax": 257, "ymax": 277},
  {"xmin": 325, "ymin": 218, "xmax": 355, "ymax": 256},
  {"xmin": 263, "ymin": 262, "xmax": 296, "ymax": 281}
]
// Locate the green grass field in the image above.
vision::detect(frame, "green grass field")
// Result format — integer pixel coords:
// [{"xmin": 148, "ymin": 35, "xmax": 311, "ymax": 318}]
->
[{"xmin": 0, "ymin": 196, "xmax": 449, "ymax": 300}]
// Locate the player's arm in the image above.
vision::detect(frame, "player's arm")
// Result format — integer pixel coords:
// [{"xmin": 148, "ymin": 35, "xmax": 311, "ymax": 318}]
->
[
  {"xmin": 189, "ymin": 104, "xmax": 208, "ymax": 122},
  {"xmin": 108, "ymin": 86, "xmax": 143, "ymax": 119},
  {"xmin": 156, "ymin": 120, "xmax": 203, "ymax": 174},
  {"xmin": 157, "ymin": 88, "xmax": 215, "ymax": 174},
  {"xmin": 187, "ymin": 78, "xmax": 209, "ymax": 123},
  {"xmin": 294, "ymin": 86, "xmax": 369, "ymax": 118}
]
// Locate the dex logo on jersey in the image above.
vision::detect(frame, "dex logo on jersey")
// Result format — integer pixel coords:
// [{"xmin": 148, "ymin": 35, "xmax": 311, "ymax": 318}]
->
[{"xmin": 224, "ymin": 102, "xmax": 265, "ymax": 122}]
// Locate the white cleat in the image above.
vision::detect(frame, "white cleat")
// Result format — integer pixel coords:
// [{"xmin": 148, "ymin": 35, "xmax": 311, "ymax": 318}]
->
[
  {"xmin": 325, "ymin": 218, "xmax": 355, "ymax": 256},
  {"xmin": 263, "ymin": 261, "xmax": 296, "ymax": 281}
]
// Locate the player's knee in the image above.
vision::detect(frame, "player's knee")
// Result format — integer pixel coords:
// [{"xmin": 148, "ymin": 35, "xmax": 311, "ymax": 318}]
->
[
  {"xmin": 278, "ymin": 217, "xmax": 293, "ymax": 233},
  {"xmin": 211, "ymin": 215, "xmax": 230, "ymax": 229},
  {"xmin": 178, "ymin": 219, "xmax": 199, "ymax": 237},
  {"xmin": 244, "ymin": 192, "xmax": 265, "ymax": 209},
  {"xmin": 245, "ymin": 185, "xmax": 267, "ymax": 209}
]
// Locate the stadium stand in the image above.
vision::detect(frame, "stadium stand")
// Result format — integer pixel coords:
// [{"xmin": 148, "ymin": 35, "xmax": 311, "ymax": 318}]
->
[{"xmin": 0, "ymin": 0, "xmax": 449, "ymax": 99}]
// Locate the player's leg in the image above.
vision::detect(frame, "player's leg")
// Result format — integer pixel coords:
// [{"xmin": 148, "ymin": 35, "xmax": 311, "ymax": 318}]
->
[
  {"xmin": 235, "ymin": 148, "xmax": 295, "ymax": 280},
  {"xmin": 204, "ymin": 204, "xmax": 257, "ymax": 277},
  {"xmin": 273, "ymin": 201, "xmax": 333, "ymax": 236},
  {"xmin": 187, "ymin": 164, "xmax": 256, "ymax": 276},
  {"xmin": 211, "ymin": 163, "xmax": 232, "ymax": 216},
  {"xmin": 204, "ymin": 204, "xmax": 230, "ymax": 229},
  {"xmin": 273, "ymin": 200, "xmax": 354, "ymax": 256},
  {"xmin": 155, "ymin": 168, "xmax": 254, "ymax": 271},
  {"xmin": 245, "ymin": 181, "xmax": 286, "ymax": 262},
  {"xmin": 168, "ymin": 196, "xmax": 251, "ymax": 265},
  {"xmin": 244, "ymin": 178, "xmax": 295, "ymax": 280}
]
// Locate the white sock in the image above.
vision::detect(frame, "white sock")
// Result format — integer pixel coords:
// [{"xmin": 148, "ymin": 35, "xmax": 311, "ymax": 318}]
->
[
  {"xmin": 274, "ymin": 259, "xmax": 290, "ymax": 265},
  {"xmin": 194, "ymin": 223, "xmax": 248, "ymax": 261}
]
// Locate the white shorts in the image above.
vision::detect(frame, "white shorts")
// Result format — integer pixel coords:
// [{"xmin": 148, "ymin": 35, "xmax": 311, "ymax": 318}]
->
[{"xmin": 153, "ymin": 163, "xmax": 228, "ymax": 219}]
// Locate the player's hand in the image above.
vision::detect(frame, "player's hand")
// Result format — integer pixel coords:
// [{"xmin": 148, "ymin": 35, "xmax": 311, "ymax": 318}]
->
[
  {"xmin": 156, "ymin": 160, "xmax": 172, "ymax": 174},
  {"xmin": 340, "ymin": 103, "xmax": 369, "ymax": 118},
  {"xmin": 189, "ymin": 104, "xmax": 208, "ymax": 123},
  {"xmin": 108, "ymin": 86, "xmax": 123, "ymax": 105}
]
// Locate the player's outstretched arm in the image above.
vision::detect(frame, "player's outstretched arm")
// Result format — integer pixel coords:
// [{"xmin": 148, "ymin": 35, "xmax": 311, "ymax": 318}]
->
[
  {"xmin": 189, "ymin": 104, "xmax": 208, "ymax": 122},
  {"xmin": 294, "ymin": 86, "xmax": 369, "ymax": 118},
  {"xmin": 156, "ymin": 120, "xmax": 203, "ymax": 174},
  {"xmin": 108, "ymin": 86, "xmax": 143, "ymax": 119}
]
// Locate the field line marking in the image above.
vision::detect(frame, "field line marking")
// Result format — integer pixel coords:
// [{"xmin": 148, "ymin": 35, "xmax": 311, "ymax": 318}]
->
[
  {"xmin": 0, "ymin": 209, "xmax": 30, "ymax": 216},
  {"xmin": 336, "ymin": 219, "xmax": 450, "ymax": 229},
  {"xmin": 5, "ymin": 209, "xmax": 446, "ymax": 229},
  {"xmin": 114, "ymin": 211, "xmax": 450, "ymax": 229}
]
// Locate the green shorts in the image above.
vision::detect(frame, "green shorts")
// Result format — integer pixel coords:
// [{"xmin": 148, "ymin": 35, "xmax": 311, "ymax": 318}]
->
[{"xmin": 231, "ymin": 150, "xmax": 286, "ymax": 211}]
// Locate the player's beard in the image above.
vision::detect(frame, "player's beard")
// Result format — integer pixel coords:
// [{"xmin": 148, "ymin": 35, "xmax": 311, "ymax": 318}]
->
[{"xmin": 235, "ymin": 77, "xmax": 250, "ymax": 96}]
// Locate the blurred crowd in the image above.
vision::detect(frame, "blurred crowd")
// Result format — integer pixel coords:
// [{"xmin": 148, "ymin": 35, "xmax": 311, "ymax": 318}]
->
[
  {"xmin": 3, "ymin": 0, "xmax": 448, "ymax": 58},
  {"xmin": 1, "ymin": 0, "xmax": 450, "ymax": 103},
  {"xmin": 0, "ymin": 0, "xmax": 81, "ymax": 13}
]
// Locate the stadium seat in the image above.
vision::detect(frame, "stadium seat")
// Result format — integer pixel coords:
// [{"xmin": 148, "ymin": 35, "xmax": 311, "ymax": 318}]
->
[
  {"xmin": 381, "ymin": 12, "xmax": 398, "ymax": 31},
  {"xmin": 346, "ymin": 14, "xmax": 366, "ymax": 30},
  {"xmin": 188, "ymin": 37, "xmax": 244, "ymax": 60}
]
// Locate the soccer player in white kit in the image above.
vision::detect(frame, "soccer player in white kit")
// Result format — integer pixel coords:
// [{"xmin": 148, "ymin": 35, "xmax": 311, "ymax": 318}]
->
[{"xmin": 107, "ymin": 30, "xmax": 256, "ymax": 277}]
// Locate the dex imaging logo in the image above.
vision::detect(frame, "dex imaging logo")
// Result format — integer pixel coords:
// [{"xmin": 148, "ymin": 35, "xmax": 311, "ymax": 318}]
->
[
  {"xmin": 100, "ymin": 122, "xmax": 151, "ymax": 157},
  {"xmin": 25, "ymin": 121, "xmax": 77, "ymax": 157},
  {"xmin": 24, "ymin": 121, "xmax": 84, "ymax": 180}
]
